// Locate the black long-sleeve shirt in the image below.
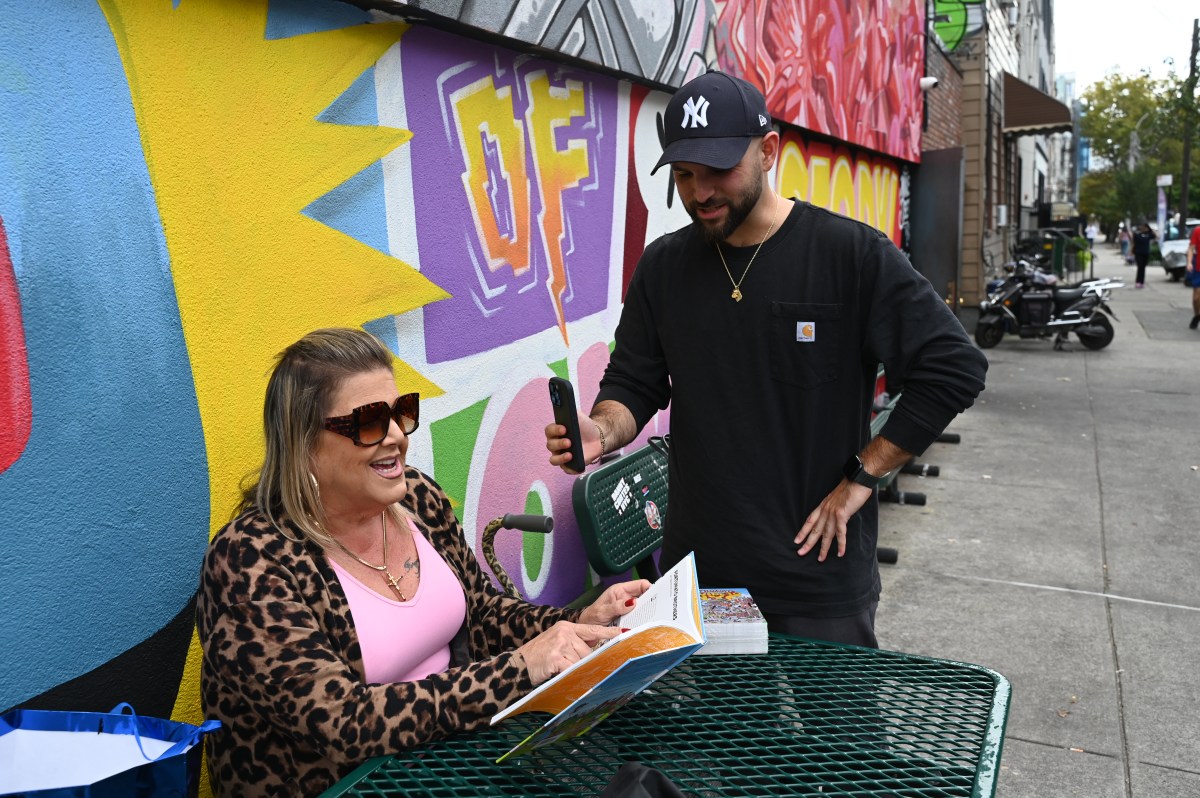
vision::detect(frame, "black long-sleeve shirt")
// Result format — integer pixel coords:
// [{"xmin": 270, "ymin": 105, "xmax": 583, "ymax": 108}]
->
[{"xmin": 597, "ymin": 201, "xmax": 987, "ymax": 616}]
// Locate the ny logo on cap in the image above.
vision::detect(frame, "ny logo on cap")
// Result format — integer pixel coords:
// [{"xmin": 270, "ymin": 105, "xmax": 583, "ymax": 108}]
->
[{"xmin": 681, "ymin": 95, "xmax": 709, "ymax": 129}]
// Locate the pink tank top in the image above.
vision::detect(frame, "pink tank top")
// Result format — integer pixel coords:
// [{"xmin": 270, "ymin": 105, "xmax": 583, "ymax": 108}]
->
[{"xmin": 330, "ymin": 517, "xmax": 467, "ymax": 684}]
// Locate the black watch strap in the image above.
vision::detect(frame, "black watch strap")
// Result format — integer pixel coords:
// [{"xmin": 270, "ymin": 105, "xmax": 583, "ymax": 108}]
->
[{"xmin": 842, "ymin": 454, "xmax": 885, "ymax": 489}]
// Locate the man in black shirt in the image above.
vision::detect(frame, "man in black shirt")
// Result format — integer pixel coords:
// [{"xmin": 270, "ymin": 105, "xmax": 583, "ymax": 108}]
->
[{"xmin": 545, "ymin": 71, "xmax": 987, "ymax": 647}]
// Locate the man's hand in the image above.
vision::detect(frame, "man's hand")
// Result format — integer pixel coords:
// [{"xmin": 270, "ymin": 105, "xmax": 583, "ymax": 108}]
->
[
  {"xmin": 544, "ymin": 401, "xmax": 638, "ymax": 475},
  {"xmin": 794, "ymin": 436, "xmax": 912, "ymax": 560},
  {"xmin": 793, "ymin": 480, "xmax": 874, "ymax": 562},
  {"xmin": 544, "ymin": 410, "xmax": 601, "ymax": 473}
]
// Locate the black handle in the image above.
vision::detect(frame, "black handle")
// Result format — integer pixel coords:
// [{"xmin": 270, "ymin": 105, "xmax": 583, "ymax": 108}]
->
[
  {"xmin": 900, "ymin": 462, "xmax": 940, "ymax": 477},
  {"xmin": 501, "ymin": 514, "xmax": 554, "ymax": 534}
]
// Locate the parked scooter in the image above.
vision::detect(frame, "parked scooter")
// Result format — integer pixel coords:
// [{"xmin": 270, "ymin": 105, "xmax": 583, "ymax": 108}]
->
[{"xmin": 975, "ymin": 260, "xmax": 1124, "ymax": 350}]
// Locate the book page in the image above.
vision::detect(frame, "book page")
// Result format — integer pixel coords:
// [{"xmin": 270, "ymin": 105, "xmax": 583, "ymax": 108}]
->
[{"xmin": 618, "ymin": 555, "xmax": 702, "ymax": 640}]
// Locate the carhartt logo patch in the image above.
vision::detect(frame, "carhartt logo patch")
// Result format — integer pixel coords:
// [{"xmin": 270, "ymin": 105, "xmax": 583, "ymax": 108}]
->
[
  {"xmin": 681, "ymin": 95, "xmax": 709, "ymax": 128},
  {"xmin": 796, "ymin": 322, "xmax": 816, "ymax": 342}
]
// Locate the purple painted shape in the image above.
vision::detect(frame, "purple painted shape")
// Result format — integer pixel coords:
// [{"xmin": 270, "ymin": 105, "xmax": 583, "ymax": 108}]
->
[{"xmin": 400, "ymin": 27, "xmax": 618, "ymax": 363}]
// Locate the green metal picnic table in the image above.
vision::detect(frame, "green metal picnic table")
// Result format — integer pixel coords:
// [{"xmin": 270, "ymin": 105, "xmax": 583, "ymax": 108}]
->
[{"xmin": 320, "ymin": 633, "xmax": 1010, "ymax": 797}]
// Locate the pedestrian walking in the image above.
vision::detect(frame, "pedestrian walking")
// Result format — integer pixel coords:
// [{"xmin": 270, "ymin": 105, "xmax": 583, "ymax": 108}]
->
[
  {"xmin": 1117, "ymin": 224, "xmax": 1131, "ymax": 262},
  {"xmin": 1186, "ymin": 222, "xmax": 1200, "ymax": 329},
  {"xmin": 1131, "ymin": 221, "xmax": 1154, "ymax": 289}
]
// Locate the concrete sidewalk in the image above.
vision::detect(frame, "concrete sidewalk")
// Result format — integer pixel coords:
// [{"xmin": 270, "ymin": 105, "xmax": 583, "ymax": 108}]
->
[{"xmin": 875, "ymin": 239, "xmax": 1200, "ymax": 797}]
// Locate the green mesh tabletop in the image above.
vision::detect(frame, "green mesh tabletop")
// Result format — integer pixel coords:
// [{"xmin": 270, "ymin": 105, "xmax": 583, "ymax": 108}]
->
[{"xmin": 321, "ymin": 634, "xmax": 1010, "ymax": 798}]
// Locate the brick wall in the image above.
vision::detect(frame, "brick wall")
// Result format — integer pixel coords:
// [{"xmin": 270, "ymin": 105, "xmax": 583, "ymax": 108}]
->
[{"xmin": 922, "ymin": 43, "xmax": 963, "ymax": 151}]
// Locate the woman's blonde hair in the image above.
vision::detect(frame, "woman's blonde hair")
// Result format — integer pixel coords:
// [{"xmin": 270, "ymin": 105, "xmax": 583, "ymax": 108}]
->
[{"xmin": 240, "ymin": 327, "xmax": 398, "ymax": 549}]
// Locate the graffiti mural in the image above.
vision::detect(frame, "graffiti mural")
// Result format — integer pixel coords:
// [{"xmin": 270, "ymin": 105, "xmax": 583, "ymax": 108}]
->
[
  {"xmin": 0, "ymin": 219, "xmax": 30, "ymax": 474},
  {"xmin": 0, "ymin": 0, "xmax": 212, "ymax": 721},
  {"xmin": 932, "ymin": 0, "xmax": 987, "ymax": 52},
  {"xmin": 397, "ymin": 1, "xmax": 930, "ymax": 163},
  {"xmin": 775, "ymin": 131, "xmax": 904, "ymax": 244},
  {"xmin": 623, "ymin": 83, "xmax": 697, "ymax": 290},
  {"xmin": 397, "ymin": 28, "xmax": 619, "ymax": 357},
  {"xmin": 714, "ymin": 0, "xmax": 926, "ymax": 163},
  {"xmin": 398, "ymin": 0, "xmax": 715, "ymax": 86},
  {"xmin": 0, "ymin": 6, "xmax": 904, "ymax": 794}
]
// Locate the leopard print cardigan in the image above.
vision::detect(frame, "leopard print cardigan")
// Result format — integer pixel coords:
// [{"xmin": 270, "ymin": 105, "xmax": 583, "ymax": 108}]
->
[{"xmin": 197, "ymin": 467, "xmax": 581, "ymax": 797}]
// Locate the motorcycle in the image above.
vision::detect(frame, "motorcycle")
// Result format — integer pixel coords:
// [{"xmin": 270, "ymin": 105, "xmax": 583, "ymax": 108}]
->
[{"xmin": 975, "ymin": 260, "xmax": 1124, "ymax": 351}]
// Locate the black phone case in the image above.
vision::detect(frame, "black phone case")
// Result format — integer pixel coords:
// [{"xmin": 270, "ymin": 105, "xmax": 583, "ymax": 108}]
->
[{"xmin": 548, "ymin": 377, "xmax": 585, "ymax": 474}]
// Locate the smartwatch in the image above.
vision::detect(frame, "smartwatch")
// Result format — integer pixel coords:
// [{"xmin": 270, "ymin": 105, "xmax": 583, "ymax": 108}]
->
[{"xmin": 842, "ymin": 454, "xmax": 886, "ymax": 489}]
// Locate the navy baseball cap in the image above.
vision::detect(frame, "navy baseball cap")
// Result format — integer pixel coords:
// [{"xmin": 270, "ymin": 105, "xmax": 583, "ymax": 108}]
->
[{"xmin": 652, "ymin": 70, "xmax": 772, "ymax": 174}]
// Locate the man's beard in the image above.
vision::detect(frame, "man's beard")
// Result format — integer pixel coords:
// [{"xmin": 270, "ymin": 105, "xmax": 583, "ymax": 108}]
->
[{"xmin": 686, "ymin": 169, "xmax": 763, "ymax": 245}]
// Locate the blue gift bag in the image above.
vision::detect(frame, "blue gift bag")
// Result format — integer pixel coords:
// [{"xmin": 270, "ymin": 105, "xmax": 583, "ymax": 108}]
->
[{"xmin": 0, "ymin": 703, "xmax": 220, "ymax": 797}]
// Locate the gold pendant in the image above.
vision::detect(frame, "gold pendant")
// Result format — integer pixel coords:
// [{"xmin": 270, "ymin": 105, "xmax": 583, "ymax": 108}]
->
[
  {"xmin": 731, "ymin": 288, "xmax": 743, "ymax": 302},
  {"xmin": 385, "ymin": 570, "xmax": 407, "ymax": 602}
]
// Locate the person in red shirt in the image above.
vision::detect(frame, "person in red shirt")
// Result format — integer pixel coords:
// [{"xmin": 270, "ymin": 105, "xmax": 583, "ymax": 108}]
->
[{"xmin": 1187, "ymin": 223, "xmax": 1200, "ymax": 329}]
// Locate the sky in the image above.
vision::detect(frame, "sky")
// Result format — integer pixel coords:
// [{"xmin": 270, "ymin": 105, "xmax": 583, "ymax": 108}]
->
[{"xmin": 1053, "ymin": 0, "xmax": 1199, "ymax": 93}]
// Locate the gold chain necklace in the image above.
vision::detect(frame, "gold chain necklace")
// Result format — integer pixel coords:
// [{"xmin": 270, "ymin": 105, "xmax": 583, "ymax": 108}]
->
[
  {"xmin": 332, "ymin": 511, "xmax": 407, "ymax": 601},
  {"xmin": 715, "ymin": 198, "xmax": 782, "ymax": 302}
]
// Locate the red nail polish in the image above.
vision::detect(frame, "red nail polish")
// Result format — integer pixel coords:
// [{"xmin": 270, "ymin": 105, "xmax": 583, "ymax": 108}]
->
[
  {"xmin": 621, "ymin": 628, "xmax": 630, "ymax": 633},
  {"xmin": 624, "ymin": 598, "xmax": 635, "ymax": 607}
]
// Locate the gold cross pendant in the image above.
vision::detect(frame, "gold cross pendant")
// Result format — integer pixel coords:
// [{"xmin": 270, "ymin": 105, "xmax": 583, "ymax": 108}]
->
[
  {"xmin": 731, "ymin": 288, "xmax": 743, "ymax": 302},
  {"xmin": 386, "ymin": 571, "xmax": 407, "ymax": 602}
]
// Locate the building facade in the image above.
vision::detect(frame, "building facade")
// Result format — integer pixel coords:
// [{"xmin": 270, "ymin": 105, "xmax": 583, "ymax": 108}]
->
[
  {"xmin": 1, "ymin": 1, "xmax": 929, "ymax": 777},
  {"xmin": 929, "ymin": 0, "xmax": 1072, "ymax": 312}
]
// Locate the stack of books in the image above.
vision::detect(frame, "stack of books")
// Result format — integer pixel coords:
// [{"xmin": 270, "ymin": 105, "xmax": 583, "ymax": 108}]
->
[{"xmin": 697, "ymin": 588, "xmax": 768, "ymax": 655}]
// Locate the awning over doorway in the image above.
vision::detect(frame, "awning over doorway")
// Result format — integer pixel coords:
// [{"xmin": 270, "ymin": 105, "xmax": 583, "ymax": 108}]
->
[{"xmin": 1002, "ymin": 72, "xmax": 1072, "ymax": 135}]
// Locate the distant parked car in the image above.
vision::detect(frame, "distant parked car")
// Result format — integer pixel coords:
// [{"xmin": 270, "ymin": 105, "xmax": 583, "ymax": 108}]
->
[{"xmin": 1160, "ymin": 218, "xmax": 1199, "ymax": 281}]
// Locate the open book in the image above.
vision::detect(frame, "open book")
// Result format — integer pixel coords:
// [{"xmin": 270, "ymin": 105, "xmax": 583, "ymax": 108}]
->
[{"xmin": 490, "ymin": 553, "xmax": 704, "ymax": 762}]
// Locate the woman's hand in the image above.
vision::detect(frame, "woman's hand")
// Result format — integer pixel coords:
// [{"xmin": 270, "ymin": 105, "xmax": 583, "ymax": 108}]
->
[
  {"xmin": 515, "ymin": 621, "xmax": 623, "ymax": 685},
  {"xmin": 576, "ymin": 579, "xmax": 652, "ymax": 627}
]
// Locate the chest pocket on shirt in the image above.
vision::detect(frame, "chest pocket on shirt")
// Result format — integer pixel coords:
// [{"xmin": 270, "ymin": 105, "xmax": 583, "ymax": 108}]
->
[{"xmin": 769, "ymin": 302, "xmax": 842, "ymax": 388}]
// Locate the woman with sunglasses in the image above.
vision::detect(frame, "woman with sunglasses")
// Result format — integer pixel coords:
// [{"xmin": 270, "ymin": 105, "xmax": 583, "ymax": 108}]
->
[{"xmin": 197, "ymin": 327, "xmax": 648, "ymax": 797}]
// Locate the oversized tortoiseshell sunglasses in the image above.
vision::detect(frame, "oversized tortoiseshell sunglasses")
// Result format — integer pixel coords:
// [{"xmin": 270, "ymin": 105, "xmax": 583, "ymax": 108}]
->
[{"xmin": 323, "ymin": 393, "xmax": 419, "ymax": 446}]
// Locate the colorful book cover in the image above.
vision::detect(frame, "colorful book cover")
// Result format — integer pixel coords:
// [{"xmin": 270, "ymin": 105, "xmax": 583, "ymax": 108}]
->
[
  {"xmin": 698, "ymin": 588, "xmax": 768, "ymax": 655},
  {"xmin": 490, "ymin": 553, "xmax": 704, "ymax": 761}
]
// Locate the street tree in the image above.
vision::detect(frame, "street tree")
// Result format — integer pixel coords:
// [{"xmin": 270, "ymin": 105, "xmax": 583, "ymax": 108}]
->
[
  {"xmin": 1079, "ymin": 72, "xmax": 1163, "ymax": 171},
  {"xmin": 1078, "ymin": 69, "xmax": 1199, "ymax": 227}
]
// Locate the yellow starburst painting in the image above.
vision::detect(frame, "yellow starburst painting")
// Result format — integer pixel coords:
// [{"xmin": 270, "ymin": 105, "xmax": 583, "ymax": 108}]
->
[{"xmin": 97, "ymin": 0, "xmax": 448, "ymax": 769}]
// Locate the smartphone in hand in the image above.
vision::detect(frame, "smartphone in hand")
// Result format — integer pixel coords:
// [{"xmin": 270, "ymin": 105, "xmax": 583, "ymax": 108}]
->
[{"xmin": 548, "ymin": 377, "xmax": 585, "ymax": 474}]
